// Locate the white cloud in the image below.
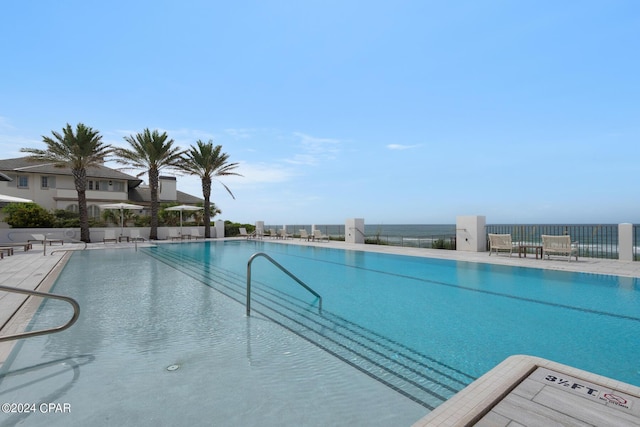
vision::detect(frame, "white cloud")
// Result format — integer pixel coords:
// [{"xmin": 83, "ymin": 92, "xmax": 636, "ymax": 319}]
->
[
  {"xmin": 294, "ymin": 132, "xmax": 341, "ymax": 153},
  {"xmin": 386, "ymin": 144, "xmax": 421, "ymax": 150},
  {"xmin": 220, "ymin": 161, "xmax": 295, "ymax": 185},
  {"xmin": 224, "ymin": 128, "xmax": 254, "ymax": 139},
  {"xmin": 283, "ymin": 132, "xmax": 343, "ymax": 165}
]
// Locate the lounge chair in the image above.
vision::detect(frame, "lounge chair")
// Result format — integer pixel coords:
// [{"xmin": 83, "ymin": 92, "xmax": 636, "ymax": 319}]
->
[
  {"xmin": 129, "ymin": 229, "xmax": 145, "ymax": 242},
  {"xmin": 0, "ymin": 247, "xmax": 14, "ymax": 256},
  {"xmin": 278, "ymin": 229, "xmax": 292, "ymax": 239},
  {"xmin": 239, "ymin": 228, "xmax": 252, "ymax": 239},
  {"xmin": 168, "ymin": 229, "xmax": 182, "ymax": 241},
  {"xmin": 542, "ymin": 235, "xmax": 578, "ymax": 262},
  {"xmin": 29, "ymin": 234, "xmax": 64, "ymax": 246},
  {"xmin": 0, "ymin": 242, "xmax": 33, "ymax": 251},
  {"xmin": 313, "ymin": 229, "xmax": 329, "ymax": 242},
  {"xmin": 488, "ymin": 233, "xmax": 514, "ymax": 256},
  {"xmin": 190, "ymin": 228, "xmax": 204, "ymax": 239},
  {"xmin": 268, "ymin": 229, "xmax": 278, "ymax": 239},
  {"xmin": 299, "ymin": 229, "xmax": 311, "ymax": 241},
  {"xmin": 103, "ymin": 230, "xmax": 117, "ymax": 243}
]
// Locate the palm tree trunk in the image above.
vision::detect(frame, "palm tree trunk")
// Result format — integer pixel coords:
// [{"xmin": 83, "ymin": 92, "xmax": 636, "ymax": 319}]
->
[
  {"xmin": 149, "ymin": 167, "xmax": 159, "ymax": 240},
  {"xmin": 73, "ymin": 168, "xmax": 91, "ymax": 243},
  {"xmin": 202, "ymin": 177, "xmax": 212, "ymax": 238}
]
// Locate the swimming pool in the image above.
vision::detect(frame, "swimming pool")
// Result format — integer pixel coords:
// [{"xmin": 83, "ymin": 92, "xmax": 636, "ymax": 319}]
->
[{"xmin": 1, "ymin": 240, "xmax": 639, "ymax": 426}]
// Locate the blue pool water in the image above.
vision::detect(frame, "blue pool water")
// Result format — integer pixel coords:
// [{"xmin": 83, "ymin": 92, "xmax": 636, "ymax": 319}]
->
[{"xmin": 1, "ymin": 240, "xmax": 639, "ymax": 426}]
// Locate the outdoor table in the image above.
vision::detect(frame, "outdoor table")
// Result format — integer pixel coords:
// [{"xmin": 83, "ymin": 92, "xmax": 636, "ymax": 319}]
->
[{"xmin": 518, "ymin": 245, "xmax": 543, "ymax": 259}]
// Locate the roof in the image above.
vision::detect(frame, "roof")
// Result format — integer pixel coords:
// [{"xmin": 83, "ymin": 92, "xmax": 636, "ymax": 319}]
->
[
  {"xmin": 0, "ymin": 157, "xmax": 143, "ymax": 187},
  {"xmin": 128, "ymin": 187, "xmax": 203, "ymax": 204}
]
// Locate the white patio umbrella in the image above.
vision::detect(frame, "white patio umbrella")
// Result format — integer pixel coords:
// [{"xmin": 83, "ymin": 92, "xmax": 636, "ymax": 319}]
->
[
  {"xmin": 100, "ymin": 202, "xmax": 144, "ymax": 236},
  {"xmin": 165, "ymin": 205, "xmax": 202, "ymax": 235},
  {"xmin": 0, "ymin": 194, "xmax": 33, "ymax": 203}
]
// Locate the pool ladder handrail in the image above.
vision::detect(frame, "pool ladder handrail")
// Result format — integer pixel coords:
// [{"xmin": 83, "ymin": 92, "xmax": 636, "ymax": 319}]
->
[
  {"xmin": 50, "ymin": 238, "xmax": 88, "ymax": 255},
  {"xmin": 246, "ymin": 252, "xmax": 322, "ymax": 316},
  {"xmin": 0, "ymin": 285, "xmax": 80, "ymax": 342}
]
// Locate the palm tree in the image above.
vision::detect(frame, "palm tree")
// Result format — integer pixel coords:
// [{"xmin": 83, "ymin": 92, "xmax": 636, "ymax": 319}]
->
[
  {"xmin": 194, "ymin": 202, "xmax": 221, "ymax": 226},
  {"xmin": 178, "ymin": 140, "xmax": 241, "ymax": 238},
  {"xmin": 21, "ymin": 123, "xmax": 111, "ymax": 243},
  {"xmin": 113, "ymin": 129, "xmax": 184, "ymax": 240}
]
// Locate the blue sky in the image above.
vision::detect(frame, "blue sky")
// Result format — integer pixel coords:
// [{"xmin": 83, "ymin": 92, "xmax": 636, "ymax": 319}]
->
[{"xmin": 1, "ymin": 1, "xmax": 638, "ymax": 225}]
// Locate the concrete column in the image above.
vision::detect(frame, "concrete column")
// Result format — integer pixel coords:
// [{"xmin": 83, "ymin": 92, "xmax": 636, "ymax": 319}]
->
[
  {"xmin": 346, "ymin": 218, "xmax": 365, "ymax": 244},
  {"xmin": 255, "ymin": 221, "xmax": 264, "ymax": 238},
  {"xmin": 619, "ymin": 223, "xmax": 633, "ymax": 261},
  {"xmin": 214, "ymin": 220, "xmax": 224, "ymax": 238},
  {"xmin": 456, "ymin": 215, "xmax": 486, "ymax": 252}
]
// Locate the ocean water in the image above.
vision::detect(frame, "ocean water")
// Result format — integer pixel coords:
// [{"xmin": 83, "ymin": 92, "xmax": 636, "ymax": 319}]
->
[
  {"xmin": 267, "ymin": 223, "xmax": 639, "ymax": 258},
  {"xmin": 269, "ymin": 224, "xmax": 456, "ymax": 238}
]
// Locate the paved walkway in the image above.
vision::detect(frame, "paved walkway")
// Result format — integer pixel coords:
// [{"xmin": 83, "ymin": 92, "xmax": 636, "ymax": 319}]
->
[{"xmin": 1, "ymin": 238, "xmax": 639, "ymax": 426}]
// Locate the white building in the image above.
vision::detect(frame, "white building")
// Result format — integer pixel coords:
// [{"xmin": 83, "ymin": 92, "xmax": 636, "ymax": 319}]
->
[{"xmin": 0, "ymin": 157, "xmax": 202, "ymax": 223}]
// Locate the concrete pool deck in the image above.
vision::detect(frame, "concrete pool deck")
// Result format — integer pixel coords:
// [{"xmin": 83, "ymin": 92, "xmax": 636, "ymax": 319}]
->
[{"xmin": 1, "ymin": 237, "xmax": 639, "ymax": 426}]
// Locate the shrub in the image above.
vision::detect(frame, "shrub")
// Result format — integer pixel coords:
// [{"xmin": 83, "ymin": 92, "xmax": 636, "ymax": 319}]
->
[
  {"xmin": 1, "ymin": 203, "xmax": 55, "ymax": 228},
  {"xmin": 225, "ymin": 221, "xmax": 255, "ymax": 236},
  {"xmin": 52, "ymin": 209, "xmax": 80, "ymax": 228},
  {"xmin": 432, "ymin": 238, "xmax": 456, "ymax": 250},
  {"xmin": 134, "ymin": 215, "xmax": 151, "ymax": 227}
]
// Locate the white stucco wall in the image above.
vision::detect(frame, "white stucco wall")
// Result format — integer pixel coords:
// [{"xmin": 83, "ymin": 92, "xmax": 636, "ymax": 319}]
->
[
  {"xmin": 456, "ymin": 215, "xmax": 486, "ymax": 252},
  {"xmin": 0, "ymin": 173, "xmax": 129, "ymax": 212}
]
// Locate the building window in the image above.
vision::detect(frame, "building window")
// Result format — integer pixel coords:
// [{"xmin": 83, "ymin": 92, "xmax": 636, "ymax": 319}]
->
[
  {"xmin": 88, "ymin": 180, "xmax": 112, "ymax": 191},
  {"xmin": 66, "ymin": 204, "xmax": 79, "ymax": 213},
  {"xmin": 112, "ymin": 181, "xmax": 125, "ymax": 192},
  {"xmin": 41, "ymin": 176, "xmax": 50, "ymax": 189},
  {"xmin": 17, "ymin": 175, "xmax": 28, "ymax": 188}
]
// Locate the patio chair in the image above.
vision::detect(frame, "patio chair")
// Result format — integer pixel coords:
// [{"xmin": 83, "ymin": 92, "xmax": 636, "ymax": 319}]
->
[
  {"xmin": 278, "ymin": 229, "xmax": 292, "ymax": 239},
  {"xmin": 299, "ymin": 229, "xmax": 311, "ymax": 241},
  {"xmin": 313, "ymin": 229, "xmax": 329, "ymax": 242},
  {"xmin": 190, "ymin": 228, "xmax": 204, "ymax": 239},
  {"xmin": 168, "ymin": 229, "xmax": 182, "ymax": 241},
  {"xmin": 0, "ymin": 242, "xmax": 33, "ymax": 251},
  {"xmin": 103, "ymin": 230, "xmax": 117, "ymax": 243},
  {"xmin": 0, "ymin": 247, "xmax": 14, "ymax": 257},
  {"xmin": 268, "ymin": 229, "xmax": 278, "ymax": 239},
  {"xmin": 488, "ymin": 233, "xmax": 514, "ymax": 256},
  {"xmin": 239, "ymin": 228, "xmax": 252, "ymax": 239},
  {"xmin": 129, "ymin": 229, "xmax": 146, "ymax": 242},
  {"xmin": 542, "ymin": 235, "xmax": 579, "ymax": 262}
]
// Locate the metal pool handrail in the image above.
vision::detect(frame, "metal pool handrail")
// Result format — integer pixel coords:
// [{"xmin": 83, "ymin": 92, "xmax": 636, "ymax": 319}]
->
[
  {"xmin": 50, "ymin": 239, "xmax": 88, "ymax": 255},
  {"xmin": 246, "ymin": 252, "xmax": 322, "ymax": 316},
  {"xmin": 0, "ymin": 285, "xmax": 80, "ymax": 342}
]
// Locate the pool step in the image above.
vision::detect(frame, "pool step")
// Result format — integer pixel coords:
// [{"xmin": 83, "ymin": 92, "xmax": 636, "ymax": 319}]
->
[{"xmin": 143, "ymin": 248, "xmax": 474, "ymax": 409}]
